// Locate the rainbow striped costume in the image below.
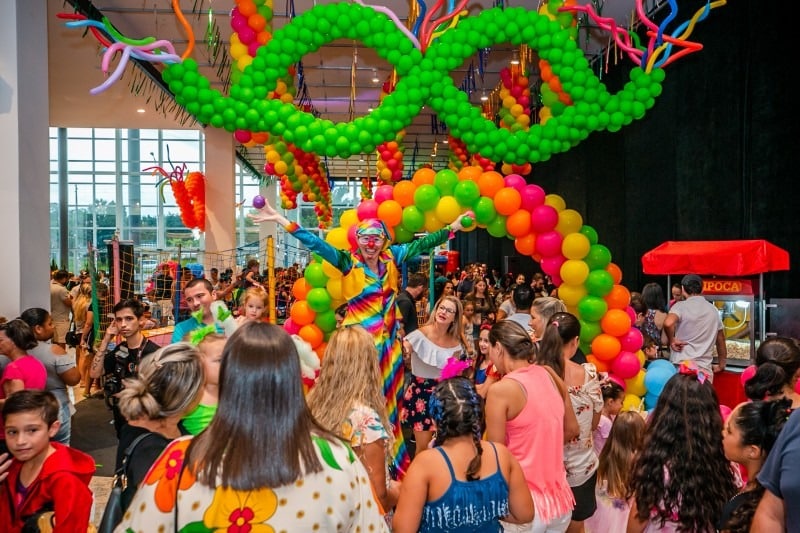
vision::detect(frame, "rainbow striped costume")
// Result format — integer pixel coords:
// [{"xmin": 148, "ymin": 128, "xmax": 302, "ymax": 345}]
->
[{"xmin": 285, "ymin": 222, "xmax": 449, "ymax": 475}]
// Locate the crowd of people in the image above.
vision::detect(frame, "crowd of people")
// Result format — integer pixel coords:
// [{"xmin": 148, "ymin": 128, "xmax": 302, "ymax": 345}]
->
[{"xmin": 1, "ymin": 229, "xmax": 800, "ymax": 531}]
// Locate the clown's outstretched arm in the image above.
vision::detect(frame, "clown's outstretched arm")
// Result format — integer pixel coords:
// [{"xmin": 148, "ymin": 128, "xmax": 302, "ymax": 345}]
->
[
  {"xmin": 398, "ymin": 210, "xmax": 475, "ymax": 262},
  {"xmin": 248, "ymin": 197, "xmax": 347, "ymax": 269}
]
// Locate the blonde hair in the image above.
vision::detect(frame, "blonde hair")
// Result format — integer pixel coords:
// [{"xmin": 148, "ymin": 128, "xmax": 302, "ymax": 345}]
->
[
  {"xmin": 426, "ymin": 295, "xmax": 464, "ymax": 341},
  {"xmin": 198, "ymin": 333, "xmax": 227, "ymax": 356},
  {"xmin": 307, "ymin": 326, "xmax": 392, "ymax": 447},
  {"xmin": 242, "ymin": 286, "xmax": 268, "ymax": 315},
  {"xmin": 530, "ymin": 296, "xmax": 567, "ymax": 324},
  {"xmin": 597, "ymin": 411, "xmax": 646, "ymax": 499},
  {"xmin": 72, "ymin": 284, "xmax": 93, "ymax": 324},
  {"xmin": 117, "ymin": 342, "xmax": 204, "ymax": 421}
]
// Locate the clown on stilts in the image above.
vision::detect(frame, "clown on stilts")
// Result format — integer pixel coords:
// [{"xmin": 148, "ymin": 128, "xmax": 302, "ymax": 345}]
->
[{"xmin": 249, "ymin": 198, "xmax": 473, "ymax": 476}]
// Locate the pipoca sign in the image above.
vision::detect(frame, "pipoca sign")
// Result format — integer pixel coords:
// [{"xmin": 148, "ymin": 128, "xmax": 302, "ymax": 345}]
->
[{"xmin": 701, "ymin": 279, "xmax": 754, "ymax": 295}]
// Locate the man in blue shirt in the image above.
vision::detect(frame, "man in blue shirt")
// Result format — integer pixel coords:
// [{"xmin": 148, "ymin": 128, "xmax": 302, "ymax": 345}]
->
[{"xmin": 171, "ymin": 278, "xmax": 222, "ymax": 342}]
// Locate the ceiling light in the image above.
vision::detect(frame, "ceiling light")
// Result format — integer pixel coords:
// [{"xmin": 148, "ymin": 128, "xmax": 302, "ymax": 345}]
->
[
  {"xmin": 480, "ymin": 90, "xmax": 489, "ymax": 102},
  {"xmin": 367, "ymin": 106, "xmax": 373, "ymax": 112},
  {"xmin": 511, "ymin": 49, "xmax": 520, "ymax": 65},
  {"xmin": 358, "ymin": 168, "xmax": 363, "ymax": 172},
  {"xmin": 442, "ymin": 138, "xmax": 449, "ymax": 144},
  {"xmin": 371, "ymin": 69, "xmax": 380, "ymax": 84},
  {"xmin": 359, "ymin": 156, "xmax": 365, "ymax": 162},
  {"xmin": 136, "ymin": 108, "xmax": 146, "ymax": 113}
]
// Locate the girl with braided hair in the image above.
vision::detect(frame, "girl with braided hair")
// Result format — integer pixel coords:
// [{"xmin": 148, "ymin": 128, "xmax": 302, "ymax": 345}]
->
[{"xmin": 393, "ymin": 377, "xmax": 533, "ymax": 533}]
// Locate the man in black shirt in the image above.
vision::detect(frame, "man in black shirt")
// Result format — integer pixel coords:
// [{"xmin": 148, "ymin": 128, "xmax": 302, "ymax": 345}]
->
[
  {"xmin": 396, "ymin": 273, "xmax": 428, "ymax": 335},
  {"xmin": 152, "ymin": 264, "xmax": 174, "ymax": 326},
  {"xmin": 88, "ymin": 299, "xmax": 160, "ymax": 436}
]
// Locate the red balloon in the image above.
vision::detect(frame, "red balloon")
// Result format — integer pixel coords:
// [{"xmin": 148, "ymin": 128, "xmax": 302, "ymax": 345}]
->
[{"xmin": 356, "ymin": 199, "xmax": 379, "ymax": 220}]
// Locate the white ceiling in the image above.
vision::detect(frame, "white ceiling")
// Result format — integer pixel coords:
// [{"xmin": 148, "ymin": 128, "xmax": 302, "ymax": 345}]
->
[{"xmin": 48, "ymin": 0, "xmax": 645, "ymax": 179}]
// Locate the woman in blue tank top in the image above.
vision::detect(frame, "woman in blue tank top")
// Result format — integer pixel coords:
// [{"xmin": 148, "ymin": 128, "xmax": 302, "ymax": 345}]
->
[{"xmin": 393, "ymin": 377, "xmax": 534, "ymax": 532}]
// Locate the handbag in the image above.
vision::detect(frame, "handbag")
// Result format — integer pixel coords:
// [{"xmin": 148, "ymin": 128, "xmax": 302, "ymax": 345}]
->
[
  {"xmin": 97, "ymin": 432, "xmax": 154, "ymax": 533},
  {"xmin": 65, "ymin": 316, "xmax": 80, "ymax": 348}
]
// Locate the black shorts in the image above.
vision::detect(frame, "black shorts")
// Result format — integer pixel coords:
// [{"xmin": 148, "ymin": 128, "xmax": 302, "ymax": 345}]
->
[{"xmin": 571, "ymin": 470, "xmax": 598, "ymax": 521}]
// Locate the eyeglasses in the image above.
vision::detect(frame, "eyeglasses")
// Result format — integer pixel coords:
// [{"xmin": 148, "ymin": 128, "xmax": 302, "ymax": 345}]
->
[
  {"xmin": 439, "ymin": 306, "xmax": 457, "ymax": 315},
  {"xmin": 357, "ymin": 235, "xmax": 385, "ymax": 245}
]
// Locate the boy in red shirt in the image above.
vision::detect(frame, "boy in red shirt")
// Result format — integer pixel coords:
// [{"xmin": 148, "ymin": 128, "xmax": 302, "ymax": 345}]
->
[{"xmin": 0, "ymin": 390, "xmax": 95, "ymax": 532}]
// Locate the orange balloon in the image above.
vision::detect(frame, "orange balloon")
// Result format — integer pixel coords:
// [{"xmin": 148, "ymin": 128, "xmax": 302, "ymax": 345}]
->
[
  {"xmin": 606, "ymin": 262, "xmax": 623, "ymax": 284},
  {"xmin": 506, "ymin": 210, "xmax": 531, "ymax": 237},
  {"xmin": 292, "ymin": 278, "xmax": 310, "ymax": 301},
  {"xmin": 591, "ymin": 333, "xmax": 622, "ymax": 361},
  {"xmin": 412, "ymin": 167, "xmax": 436, "ymax": 186},
  {"xmin": 458, "ymin": 165, "xmax": 483, "ymax": 183},
  {"xmin": 299, "ymin": 323, "xmax": 324, "ymax": 348},
  {"xmin": 494, "ymin": 187, "xmax": 523, "ymax": 216},
  {"xmin": 514, "ymin": 234, "xmax": 536, "ymax": 256},
  {"xmin": 586, "ymin": 354, "xmax": 610, "ymax": 373},
  {"xmin": 604, "ymin": 284, "xmax": 631, "ymax": 310},
  {"xmin": 290, "ymin": 300, "xmax": 316, "ymax": 326},
  {"xmin": 237, "ymin": 0, "xmax": 257, "ymax": 17},
  {"xmin": 393, "ymin": 180, "xmax": 417, "ymax": 207},
  {"xmin": 314, "ymin": 342, "xmax": 327, "ymax": 361},
  {"xmin": 600, "ymin": 309, "xmax": 633, "ymax": 337},
  {"xmin": 477, "ymin": 171, "xmax": 505, "ymax": 198},
  {"xmin": 377, "ymin": 200, "xmax": 403, "ymax": 228}
]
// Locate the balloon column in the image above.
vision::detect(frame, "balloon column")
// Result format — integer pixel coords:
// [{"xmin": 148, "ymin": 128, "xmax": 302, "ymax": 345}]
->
[
  {"xmin": 375, "ymin": 78, "xmax": 406, "ymax": 185},
  {"xmin": 497, "ymin": 65, "xmax": 533, "ymax": 177},
  {"xmin": 147, "ymin": 164, "xmax": 206, "ymax": 232}
]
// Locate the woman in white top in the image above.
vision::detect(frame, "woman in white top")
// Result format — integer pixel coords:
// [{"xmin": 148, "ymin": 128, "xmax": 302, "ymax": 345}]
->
[
  {"xmin": 536, "ymin": 312, "xmax": 603, "ymax": 533},
  {"xmin": 400, "ymin": 295, "xmax": 465, "ymax": 453}
]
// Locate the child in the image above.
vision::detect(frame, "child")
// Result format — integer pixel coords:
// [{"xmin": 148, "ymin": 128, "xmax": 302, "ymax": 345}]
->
[
  {"xmin": 642, "ymin": 334, "xmax": 660, "ymax": 363},
  {"xmin": 474, "ymin": 324, "xmax": 498, "ymax": 398},
  {"xmin": 393, "ymin": 377, "xmax": 534, "ymax": 532},
  {"xmin": 236, "ymin": 286, "xmax": 268, "ymax": 323},
  {"xmin": 585, "ymin": 411, "xmax": 646, "ymax": 533},
  {"xmin": 593, "ymin": 379, "xmax": 625, "ymax": 456},
  {"xmin": 717, "ymin": 398, "xmax": 792, "ymax": 533},
  {"xmin": 181, "ymin": 333, "xmax": 227, "ymax": 435},
  {"xmin": 627, "ymin": 363, "xmax": 738, "ymax": 532},
  {"xmin": 0, "ymin": 390, "xmax": 95, "ymax": 532}
]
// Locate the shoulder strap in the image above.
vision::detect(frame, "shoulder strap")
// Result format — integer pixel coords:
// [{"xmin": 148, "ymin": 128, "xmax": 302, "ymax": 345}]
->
[
  {"xmin": 435, "ymin": 447, "xmax": 457, "ymax": 479},
  {"xmin": 118, "ymin": 431, "xmax": 155, "ymax": 475}
]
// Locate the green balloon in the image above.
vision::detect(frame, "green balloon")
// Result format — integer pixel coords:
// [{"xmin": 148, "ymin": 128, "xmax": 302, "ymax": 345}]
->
[
  {"xmin": 304, "ymin": 263, "xmax": 329, "ymax": 289},
  {"xmin": 413, "ymin": 184, "xmax": 440, "ymax": 212},
  {"xmin": 579, "ymin": 225, "xmax": 599, "ymax": 245},
  {"xmin": 453, "ymin": 180, "xmax": 481, "ymax": 207},
  {"xmin": 579, "ymin": 319, "xmax": 602, "ymax": 345},
  {"xmin": 395, "ymin": 224, "xmax": 414, "ymax": 243},
  {"xmin": 584, "ymin": 269, "xmax": 614, "ymax": 298},
  {"xmin": 306, "ymin": 288, "xmax": 332, "ymax": 313},
  {"xmin": 401, "ymin": 206, "xmax": 425, "ymax": 232},
  {"xmin": 473, "ymin": 197, "xmax": 497, "ymax": 225},
  {"xmin": 433, "ymin": 169, "xmax": 459, "ymax": 196},
  {"xmin": 584, "ymin": 244, "xmax": 612, "ymax": 271},
  {"xmin": 577, "ymin": 295, "xmax": 608, "ymax": 322},
  {"xmin": 315, "ymin": 309, "xmax": 338, "ymax": 333},
  {"xmin": 487, "ymin": 215, "xmax": 508, "ymax": 238}
]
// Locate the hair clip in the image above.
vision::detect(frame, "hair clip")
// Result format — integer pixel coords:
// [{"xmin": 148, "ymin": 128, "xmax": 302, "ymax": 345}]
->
[
  {"xmin": 551, "ymin": 320, "xmax": 559, "ymax": 328},
  {"xmin": 189, "ymin": 324, "xmax": 217, "ymax": 346},
  {"xmin": 440, "ymin": 356, "xmax": 470, "ymax": 380},
  {"xmin": 678, "ymin": 360, "xmax": 709, "ymax": 384}
]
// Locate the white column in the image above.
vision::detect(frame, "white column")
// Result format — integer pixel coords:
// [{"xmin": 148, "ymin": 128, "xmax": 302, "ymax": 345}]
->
[
  {"xmin": 203, "ymin": 127, "xmax": 236, "ymax": 257},
  {"xmin": 0, "ymin": 1, "xmax": 50, "ymax": 318}
]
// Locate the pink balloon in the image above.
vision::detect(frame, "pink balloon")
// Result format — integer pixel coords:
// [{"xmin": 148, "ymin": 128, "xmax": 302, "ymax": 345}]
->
[
  {"xmin": 518, "ymin": 95, "xmax": 531, "ymax": 107},
  {"xmin": 607, "ymin": 373, "xmax": 627, "ymax": 391},
  {"xmin": 234, "ymin": 129, "xmax": 251, "ymax": 143},
  {"xmin": 510, "ymin": 85, "xmax": 523, "ymax": 98},
  {"xmin": 719, "ymin": 404, "xmax": 732, "ymax": 421},
  {"xmin": 530, "ymin": 204, "xmax": 559, "ymax": 233},
  {"xmin": 611, "ymin": 351, "xmax": 642, "ymax": 379},
  {"xmin": 535, "ymin": 230, "xmax": 563, "ymax": 257},
  {"xmin": 231, "ymin": 13, "xmax": 249, "ymax": 33},
  {"xmin": 238, "ymin": 27, "xmax": 256, "ymax": 45},
  {"xmin": 347, "ymin": 225, "xmax": 358, "ymax": 250},
  {"xmin": 356, "ymin": 199, "xmax": 379, "ymax": 220},
  {"xmin": 374, "ymin": 185, "xmax": 394, "ymax": 204},
  {"xmin": 504, "ymin": 174, "xmax": 526, "ymax": 192},
  {"xmin": 540, "ymin": 255, "xmax": 566, "ymax": 277},
  {"xmin": 740, "ymin": 364, "xmax": 757, "ymax": 387},
  {"xmin": 283, "ymin": 318, "xmax": 301, "ymax": 335},
  {"xmin": 624, "ymin": 305, "xmax": 637, "ymax": 324},
  {"xmin": 550, "ymin": 272, "xmax": 563, "ymax": 286},
  {"xmin": 521, "ymin": 184, "xmax": 546, "ymax": 212},
  {"xmin": 247, "ymin": 41, "xmax": 261, "ymax": 58},
  {"xmin": 619, "ymin": 327, "xmax": 645, "ymax": 352}
]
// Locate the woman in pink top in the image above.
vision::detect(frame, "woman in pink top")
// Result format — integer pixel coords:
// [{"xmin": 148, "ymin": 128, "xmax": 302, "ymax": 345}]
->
[
  {"xmin": 0, "ymin": 319, "xmax": 47, "ymax": 453},
  {"xmin": 484, "ymin": 320, "xmax": 579, "ymax": 533}
]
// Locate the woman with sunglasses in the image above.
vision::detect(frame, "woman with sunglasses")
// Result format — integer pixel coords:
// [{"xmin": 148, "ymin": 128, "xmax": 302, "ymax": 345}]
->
[{"xmin": 250, "ymin": 197, "xmax": 473, "ymax": 473}]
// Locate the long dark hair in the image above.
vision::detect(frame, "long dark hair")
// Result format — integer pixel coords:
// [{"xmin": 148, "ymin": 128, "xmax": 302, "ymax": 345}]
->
[
  {"xmin": 627, "ymin": 372, "xmax": 737, "ymax": 531},
  {"xmin": 430, "ymin": 377, "xmax": 484, "ymax": 481},
  {"xmin": 641, "ymin": 282, "xmax": 667, "ymax": 312},
  {"xmin": 19, "ymin": 308, "xmax": 50, "ymax": 329},
  {"xmin": 488, "ymin": 320, "xmax": 536, "ymax": 362},
  {"xmin": 186, "ymin": 322, "xmax": 332, "ymax": 489},
  {"xmin": 720, "ymin": 398, "xmax": 793, "ymax": 533},
  {"xmin": 537, "ymin": 312, "xmax": 580, "ymax": 379},
  {"xmin": 0, "ymin": 319, "xmax": 37, "ymax": 351}
]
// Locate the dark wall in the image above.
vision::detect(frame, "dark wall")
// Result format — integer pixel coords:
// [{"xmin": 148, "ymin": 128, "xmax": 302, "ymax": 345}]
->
[{"xmin": 456, "ymin": 0, "xmax": 799, "ymax": 298}]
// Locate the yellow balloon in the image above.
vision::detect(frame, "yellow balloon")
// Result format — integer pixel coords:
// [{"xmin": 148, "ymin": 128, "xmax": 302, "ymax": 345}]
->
[
  {"xmin": 560, "ymin": 259, "xmax": 590, "ymax": 286},
  {"xmin": 326, "ymin": 277, "xmax": 343, "ymax": 300},
  {"xmin": 339, "ymin": 209, "xmax": 359, "ymax": 228},
  {"xmin": 557, "ymin": 283, "xmax": 587, "ymax": 307},
  {"xmin": 434, "ymin": 196, "xmax": 461, "ymax": 224},
  {"xmin": 266, "ymin": 150, "xmax": 281, "ymax": 164},
  {"xmin": 517, "ymin": 114, "xmax": 531, "ymax": 128},
  {"xmin": 626, "ymin": 370, "xmax": 648, "ymax": 397},
  {"xmin": 635, "ymin": 349, "xmax": 645, "ymax": 366},
  {"xmin": 561, "ymin": 232, "xmax": 591, "ymax": 260},
  {"xmin": 424, "ymin": 210, "xmax": 444, "ymax": 232},
  {"xmin": 545, "ymin": 194, "xmax": 566, "ymax": 211},
  {"xmin": 280, "ymin": 92, "xmax": 294, "ymax": 104},
  {"xmin": 510, "ymin": 104, "xmax": 524, "ymax": 118},
  {"xmin": 321, "ymin": 260, "xmax": 342, "ymax": 280},
  {"xmin": 237, "ymin": 55, "xmax": 253, "ymax": 72},
  {"xmin": 325, "ymin": 228, "xmax": 349, "ymax": 250},
  {"xmin": 230, "ymin": 42, "xmax": 247, "ymax": 60},
  {"xmin": 622, "ymin": 393, "xmax": 644, "ymax": 412},
  {"xmin": 556, "ymin": 209, "xmax": 584, "ymax": 236}
]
